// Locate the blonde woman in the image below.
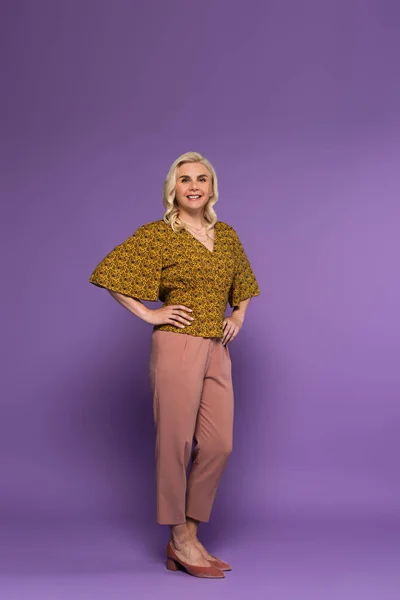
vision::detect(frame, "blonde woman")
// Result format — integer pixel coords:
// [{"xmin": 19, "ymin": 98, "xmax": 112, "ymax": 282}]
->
[{"xmin": 89, "ymin": 152, "xmax": 260, "ymax": 578}]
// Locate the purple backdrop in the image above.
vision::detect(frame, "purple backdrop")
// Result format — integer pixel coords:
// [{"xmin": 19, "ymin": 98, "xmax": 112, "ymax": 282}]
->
[{"xmin": 1, "ymin": 0, "xmax": 399, "ymax": 598}]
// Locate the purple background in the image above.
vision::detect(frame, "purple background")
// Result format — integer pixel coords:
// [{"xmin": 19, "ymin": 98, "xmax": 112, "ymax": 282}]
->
[{"xmin": 1, "ymin": 0, "xmax": 399, "ymax": 598}]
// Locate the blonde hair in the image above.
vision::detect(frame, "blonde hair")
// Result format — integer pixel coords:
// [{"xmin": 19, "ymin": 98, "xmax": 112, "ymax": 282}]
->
[{"xmin": 162, "ymin": 151, "xmax": 218, "ymax": 232}]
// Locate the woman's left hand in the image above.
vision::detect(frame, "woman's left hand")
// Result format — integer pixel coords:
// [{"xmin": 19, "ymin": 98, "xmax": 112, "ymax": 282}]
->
[{"xmin": 222, "ymin": 313, "xmax": 244, "ymax": 346}]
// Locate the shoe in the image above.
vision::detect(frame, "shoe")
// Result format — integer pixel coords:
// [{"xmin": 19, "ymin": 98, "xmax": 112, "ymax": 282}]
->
[
  {"xmin": 208, "ymin": 556, "xmax": 232, "ymax": 571},
  {"xmin": 166, "ymin": 541, "xmax": 225, "ymax": 579}
]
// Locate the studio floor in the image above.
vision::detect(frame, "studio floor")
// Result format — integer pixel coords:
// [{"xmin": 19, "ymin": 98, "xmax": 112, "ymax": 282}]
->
[{"xmin": 1, "ymin": 518, "xmax": 398, "ymax": 600}]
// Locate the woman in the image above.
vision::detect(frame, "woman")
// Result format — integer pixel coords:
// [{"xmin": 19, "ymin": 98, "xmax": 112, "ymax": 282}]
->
[{"xmin": 89, "ymin": 151, "xmax": 260, "ymax": 578}]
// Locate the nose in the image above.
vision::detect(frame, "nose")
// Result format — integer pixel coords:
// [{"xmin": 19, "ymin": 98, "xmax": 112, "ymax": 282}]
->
[{"xmin": 189, "ymin": 181, "xmax": 199, "ymax": 191}]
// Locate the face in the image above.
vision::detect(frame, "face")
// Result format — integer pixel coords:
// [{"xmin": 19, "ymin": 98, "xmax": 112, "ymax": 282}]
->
[{"xmin": 174, "ymin": 162, "xmax": 213, "ymax": 213}]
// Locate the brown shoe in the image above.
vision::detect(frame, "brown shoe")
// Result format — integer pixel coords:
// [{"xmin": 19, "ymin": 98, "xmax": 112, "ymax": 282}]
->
[
  {"xmin": 208, "ymin": 556, "xmax": 232, "ymax": 571},
  {"xmin": 166, "ymin": 541, "xmax": 225, "ymax": 579}
]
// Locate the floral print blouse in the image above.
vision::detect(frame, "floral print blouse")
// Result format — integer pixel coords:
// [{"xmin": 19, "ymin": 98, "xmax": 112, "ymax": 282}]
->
[{"xmin": 89, "ymin": 219, "xmax": 260, "ymax": 338}]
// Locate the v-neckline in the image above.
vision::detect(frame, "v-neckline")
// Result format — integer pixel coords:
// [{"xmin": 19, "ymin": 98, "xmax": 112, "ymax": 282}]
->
[{"xmin": 183, "ymin": 222, "xmax": 218, "ymax": 254}]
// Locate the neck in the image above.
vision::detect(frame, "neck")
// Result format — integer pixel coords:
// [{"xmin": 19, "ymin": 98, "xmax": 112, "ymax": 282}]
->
[{"xmin": 178, "ymin": 209, "xmax": 206, "ymax": 229}]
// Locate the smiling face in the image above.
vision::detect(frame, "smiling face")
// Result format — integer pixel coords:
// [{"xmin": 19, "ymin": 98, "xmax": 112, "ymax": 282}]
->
[{"xmin": 174, "ymin": 162, "xmax": 213, "ymax": 214}]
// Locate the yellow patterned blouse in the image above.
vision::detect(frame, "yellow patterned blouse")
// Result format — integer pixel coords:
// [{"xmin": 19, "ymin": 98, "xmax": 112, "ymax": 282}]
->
[{"xmin": 89, "ymin": 219, "xmax": 260, "ymax": 338}]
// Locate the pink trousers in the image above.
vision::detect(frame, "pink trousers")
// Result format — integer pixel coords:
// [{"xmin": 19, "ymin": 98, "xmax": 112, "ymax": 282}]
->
[{"xmin": 149, "ymin": 330, "xmax": 234, "ymax": 525}]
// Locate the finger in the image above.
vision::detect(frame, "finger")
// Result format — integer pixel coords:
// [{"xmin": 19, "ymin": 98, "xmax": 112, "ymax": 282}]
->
[
  {"xmin": 228, "ymin": 328, "xmax": 239, "ymax": 344},
  {"xmin": 224, "ymin": 326, "xmax": 237, "ymax": 345},
  {"xmin": 176, "ymin": 310, "xmax": 194, "ymax": 322},
  {"xmin": 222, "ymin": 324, "xmax": 233, "ymax": 345},
  {"xmin": 175, "ymin": 305, "xmax": 193, "ymax": 313},
  {"xmin": 170, "ymin": 308, "xmax": 194, "ymax": 321},
  {"xmin": 171, "ymin": 311, "xmax": 193, "ymax": 325},
  {"xmin": 168, "ymin": 317, "xmax": 186, "ymax": 328}
]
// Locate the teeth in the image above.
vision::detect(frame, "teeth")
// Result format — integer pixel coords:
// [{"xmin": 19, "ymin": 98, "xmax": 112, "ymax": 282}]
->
[{"xmin": 188, "ymin": 195, "xmax": 200, "ymax": 198}]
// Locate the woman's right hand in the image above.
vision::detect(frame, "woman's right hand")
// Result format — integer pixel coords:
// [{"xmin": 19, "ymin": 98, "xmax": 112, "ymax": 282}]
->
[{"xmin": 144, "ymin": 304, "xmax": 194, "ymax": 329}]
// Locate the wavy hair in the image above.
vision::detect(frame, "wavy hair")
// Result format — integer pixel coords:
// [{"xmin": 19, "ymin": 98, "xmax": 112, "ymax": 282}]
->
[{"xmin": 162, "ymin": 151, "xmax": 218, "ymax": 233}]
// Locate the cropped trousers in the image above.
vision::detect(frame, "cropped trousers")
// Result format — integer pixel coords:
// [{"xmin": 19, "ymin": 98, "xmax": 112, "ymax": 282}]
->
[{"xmin": 149, "ymin": 330, "xmax": 234, "ymax": 525}]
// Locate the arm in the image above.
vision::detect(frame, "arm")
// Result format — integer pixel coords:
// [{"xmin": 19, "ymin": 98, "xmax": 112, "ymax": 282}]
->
[
  {"xmin": 231, "ymin": 297, "xmax": 252, "ymax": 326},
  {"xmin": 107, "ymin": 290, "xmax": 193, "ymax": 328},
  {"xmin": 223, "ymin": 227, "xmax": 260, "ymax": 345},
  {"xmin": 222, "ymin": 297, "xmax": 252, "ymax": 345},
  {"xmin": 90, "ymin": 225, "xmax": 192, "ymax": 328},
  {"xmin": 107, "ymin": 290, "xmax": 152, "ymax": 323}
]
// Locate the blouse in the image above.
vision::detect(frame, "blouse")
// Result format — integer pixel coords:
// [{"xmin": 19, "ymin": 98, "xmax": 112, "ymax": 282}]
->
[{"xmin": 89, "ymin": 219, "xmax": 260, "ymax": 338}]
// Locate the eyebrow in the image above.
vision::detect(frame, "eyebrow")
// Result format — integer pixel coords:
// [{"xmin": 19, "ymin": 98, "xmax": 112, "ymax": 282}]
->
[{"xmin": 178, "ymin": 174, "xmax": 209, "ymax": 180}]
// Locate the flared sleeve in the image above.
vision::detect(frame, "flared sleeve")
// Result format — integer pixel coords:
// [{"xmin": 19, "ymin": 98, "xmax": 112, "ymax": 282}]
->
[
  {"xmin": 89, "ymin": 224, "xmax": 162, "ymax": 301},
  {"xmin": 228, "ymin": 228, "xmax": 260, "ymax": 308}
]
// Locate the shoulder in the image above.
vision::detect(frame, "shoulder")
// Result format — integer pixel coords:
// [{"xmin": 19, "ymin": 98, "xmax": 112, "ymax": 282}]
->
[
  {"xmin": 133, "ymin": 219, "xmax": 170, "ymax": 239},
  {"xmin": 216, "ymin": 220, "xmax": 239, "ymax": 240},
  {"xmin": 128, "ymin": 220, "xmax": 173, "ymax": 256}
]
